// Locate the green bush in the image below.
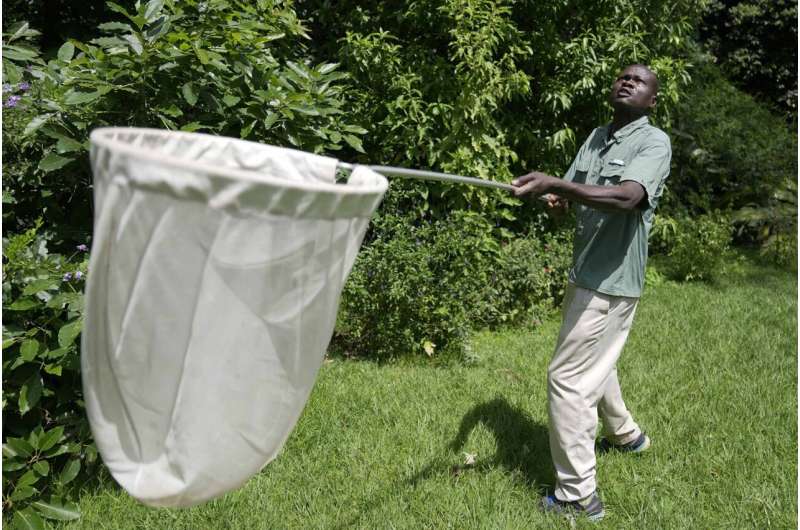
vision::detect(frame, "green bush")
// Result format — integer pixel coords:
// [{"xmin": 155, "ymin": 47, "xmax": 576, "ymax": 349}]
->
[
  {"xmin": 334, "ymin": 211, "xmax": 573, "ymax": 360},
  {"xmin": 665, "ymin": 212, "xmax": 733, "ymax": 282},
  {"xmin": 2, "ymin": 222, "xmax": 94, "ymax": 526},
  {"xmin": 487, "ymin": 228, "xmax": 573, "ymax": 327},
  {"xmin": 665, "ymin": 61, "xmax": 797, "ymax": 215},
  {"xmin": 3, "ymin": 0, "xmax": 366, "ymax": 240},
  {"xmin": 733, "ymin": 177, "xmax": 797, "ymax": 271},
  {"xmin": 335, "ymin": 211, "xmax": 494, "ymax": 360}
]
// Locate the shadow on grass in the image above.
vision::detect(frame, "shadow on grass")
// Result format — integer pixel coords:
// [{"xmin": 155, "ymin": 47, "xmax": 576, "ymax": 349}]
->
[
  {"xmin": 332, "ymin": 397, "xmax": 553, "ymax": 529},
  {"xmin": 409, "ymin": 397, "xmax": 554, "ymax": 491}
]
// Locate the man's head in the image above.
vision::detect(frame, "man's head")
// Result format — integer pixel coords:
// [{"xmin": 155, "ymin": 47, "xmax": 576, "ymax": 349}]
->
[{"xmin": 608, "ymin": 64, "xmax": 659, "ymax": 114}]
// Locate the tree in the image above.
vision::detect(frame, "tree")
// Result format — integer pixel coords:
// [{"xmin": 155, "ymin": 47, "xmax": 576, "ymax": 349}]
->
[{"xmin": 700, "ymin": 0, "xmax": 798, "ymax": 120}]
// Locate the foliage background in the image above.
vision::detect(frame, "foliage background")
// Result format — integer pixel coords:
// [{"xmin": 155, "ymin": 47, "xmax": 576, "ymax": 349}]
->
[{"xmin": 2, "ymin": 0, "xmax": 796, "ymax": 525}]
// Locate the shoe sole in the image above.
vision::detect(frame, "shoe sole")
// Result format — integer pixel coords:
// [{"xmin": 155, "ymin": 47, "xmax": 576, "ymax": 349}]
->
[{"xmin": 630, "ymin": 434, "xmax": 651, "ymax": 453}]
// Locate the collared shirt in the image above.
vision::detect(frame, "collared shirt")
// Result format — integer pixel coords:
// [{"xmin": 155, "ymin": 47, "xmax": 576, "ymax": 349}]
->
[{"xmin": 562, "ymin": 115, "xmax": 671, "ymax": 298}]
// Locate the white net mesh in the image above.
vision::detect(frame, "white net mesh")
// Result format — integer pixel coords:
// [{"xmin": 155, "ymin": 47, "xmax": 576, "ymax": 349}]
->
[{"xmin": 82, "ymin": 128, "xmax": 387, "ymax": 507}]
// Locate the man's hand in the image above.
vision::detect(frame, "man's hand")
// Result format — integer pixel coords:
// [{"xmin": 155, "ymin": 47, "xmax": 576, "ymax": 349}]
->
[
  {"xmin": 511, "ymin": 171, "xmax": 559, "ymax": 198},
  {"xmin": 543, "ymin": 193, "xmax": 569, "ymax": 218}
]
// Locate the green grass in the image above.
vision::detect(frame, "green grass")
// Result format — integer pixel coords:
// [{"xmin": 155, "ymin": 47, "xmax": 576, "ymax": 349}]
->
[{"xmin": 65, "ymin": 254, "xmax": 796, "ymax": 529}]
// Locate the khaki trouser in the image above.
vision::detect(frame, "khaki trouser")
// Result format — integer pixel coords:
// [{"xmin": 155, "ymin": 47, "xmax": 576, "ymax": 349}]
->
[{"xmin": 548, "ymin": 283, "xmax": 642, "ymax": 502}]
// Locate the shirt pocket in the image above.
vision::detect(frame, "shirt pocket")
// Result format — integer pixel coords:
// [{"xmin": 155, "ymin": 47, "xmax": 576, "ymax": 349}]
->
[
  {"xmin": 571, "ymin": 159, "xmax": 592, "ymax": 184},
  {"xmin": 598, "ymin": 160, "xmax": 625, "ymax": 186}
]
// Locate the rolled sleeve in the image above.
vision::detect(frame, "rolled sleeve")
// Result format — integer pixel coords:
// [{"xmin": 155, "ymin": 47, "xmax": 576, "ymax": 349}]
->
[{"xmin": 620, "ymin": 134, "xmax": 671, "ymax": 209}]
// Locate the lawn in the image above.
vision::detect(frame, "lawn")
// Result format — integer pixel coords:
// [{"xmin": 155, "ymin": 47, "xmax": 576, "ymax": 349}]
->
[{"xmin": 64, "ymin": 254, "xmax": 797, "ymax": 529}]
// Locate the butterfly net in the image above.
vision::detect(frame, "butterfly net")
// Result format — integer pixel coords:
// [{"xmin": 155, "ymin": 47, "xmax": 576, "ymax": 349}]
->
[{"xmin": 82, "ymin": 128, "xmax": 387, "ymax": 507}]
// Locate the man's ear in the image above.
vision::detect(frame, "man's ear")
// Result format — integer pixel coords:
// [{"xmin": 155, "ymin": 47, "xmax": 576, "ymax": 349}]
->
[{"xmin": 649, "ymin": 93, "xmax": 658, "ymax": 109}]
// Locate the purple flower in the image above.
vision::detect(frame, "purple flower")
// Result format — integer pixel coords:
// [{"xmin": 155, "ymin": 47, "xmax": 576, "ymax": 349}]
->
[
  {"xmin": 63, "ymin": 272, "xmax": 73, "ymax": 281},
  {"xmin": 2, "ymin": 83, "xmax": 12, "ymax": 93},
  {"xmin": 74, "ymin": 271, "xmax": 83, "ymax": 280},
  {"xmin": 4, "ymin": 95, "xmax": 22, "ymax": 108},
  {"xmin": 18, "ymin": 82, "xmax": 30, "ymax": 91},
  {"xmin": 76, "ymin": 244, "xmax": 88, "ymax": 252}
]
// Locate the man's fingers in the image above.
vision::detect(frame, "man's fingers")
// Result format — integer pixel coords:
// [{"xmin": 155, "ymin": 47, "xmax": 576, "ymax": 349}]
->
[{"xmin": 512, "ymin": 173, "xmax": 536, "ymax": 187}]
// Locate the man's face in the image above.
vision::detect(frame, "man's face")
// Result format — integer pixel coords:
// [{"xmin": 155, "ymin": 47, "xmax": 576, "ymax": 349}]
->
[{"xmin": 608, "ymin": 65, "xmax": 658, "ymax": 112}]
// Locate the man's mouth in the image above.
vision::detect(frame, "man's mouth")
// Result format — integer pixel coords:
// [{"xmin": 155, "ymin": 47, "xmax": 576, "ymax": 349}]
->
[{"xmin": 616, "ymin": 88, "xmax": 631, "ymax": 97}]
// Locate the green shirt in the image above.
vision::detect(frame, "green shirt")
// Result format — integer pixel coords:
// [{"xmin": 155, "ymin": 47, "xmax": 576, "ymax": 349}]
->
[{"xmin": 563, "ymin": 115, "xmax": 671, "ymax": 298}]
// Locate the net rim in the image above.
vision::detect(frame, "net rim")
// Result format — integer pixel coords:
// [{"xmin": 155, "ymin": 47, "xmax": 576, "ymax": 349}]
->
[{"xmin": 90, "ymin": 127, "xmax": 388, "ymax": 196}]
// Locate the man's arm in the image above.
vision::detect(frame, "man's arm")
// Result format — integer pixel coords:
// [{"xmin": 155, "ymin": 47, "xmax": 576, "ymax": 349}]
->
[{"xmin": 512, "ymin": 172, "xmax": 645, "ymax": 213}]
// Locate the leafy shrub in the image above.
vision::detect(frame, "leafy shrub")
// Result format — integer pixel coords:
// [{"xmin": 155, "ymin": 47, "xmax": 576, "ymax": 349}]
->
[
  {"xmin": 2, "ymin": 222, "xmax": 94, "ymax": 526},
  {"xmin": 487, "ymin": 229, "xmax": 573, "ymax": 326},
  {"xmin": 334, "ymin": 211, "xmax": 573, "ymax": 360},
  {"xmin": 665, "ymin": 61, "xmax": 797, "ymax": 215},
  {"xmin": 4, "ymin": 0, "xmax": 367, "ymax": 241},
  {"xmin": 334, "ymin": 211, "xmax": 496, "ymax": 360},
  {"xmin": 665, "ymin": 212, "xmax": 733, "ymax": 281},
  {"xmin": 734, "ymin": 177, "xmax": 797, "ymax": 271}
]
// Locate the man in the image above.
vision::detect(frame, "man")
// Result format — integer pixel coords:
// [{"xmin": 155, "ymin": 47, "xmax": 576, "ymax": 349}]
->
[{"xmin": 511, "ymin": 64, "xmax": 671, "ymax": 522}]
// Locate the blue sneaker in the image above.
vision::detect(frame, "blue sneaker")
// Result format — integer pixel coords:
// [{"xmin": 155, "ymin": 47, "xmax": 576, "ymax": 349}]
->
[
  {"xmin": 541, "ymin": 491, "xmax": 605, "ymax": 522},
  {"xmin": 598, "ymin": 432, "xmax": 651, "ymax": 454}
]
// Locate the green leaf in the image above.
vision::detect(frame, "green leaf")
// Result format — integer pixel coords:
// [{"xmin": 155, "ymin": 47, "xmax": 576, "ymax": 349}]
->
[
  {"xmin": 12, "ymin": 507, "xmax": 45, "ymax": 530},
  {"xmin": 3, "ymin": 459, "xmax": 26, "ymax": 471},
  {"xmin": 98, "ymin": 21, "xmax": 133, "ymax": 32},
  {"xmin": 222, "ymin": 94, "xmax": 240, "ymax": 107},
  {"xmin": 288, "ymin": 105, "xmax": 320, "ymax": 116},
  {"xmin": 32, "ymin": 499, "xmax": 81, "ymax": 521},
  {"xmin": 23, "ymin": 279, "xmax": 59, "ymax": 296},
  {"xmin": 8, "ymin": 298, "xmax": 39, "ymax": 310},
  {"xmin": 106, "ymin": 1, "xmax": 132, "ymax": 18},
  {"xmin": 342, "ymin": 125, "xmax": 368, "ymax": 134},
  {"xmin": 124, "ymin": 34, "xmax": 143, "ymax": 55},
  {"xmin": 343, "ymin": 134, "xmax": 366, "ymax": 153},
  {"xmin": 90, "ymin": 36, "xmax": 127, "ymax": 48},
  {"xmin": 38, "ymin": 153, "xmax": 73, "ymax": 172},
  {"xmin": 5, "ymin": 438, "xmax": 34, "ymax": 458},
  {"xmin": 4, "ymin": 62, "xmax": 23, "ymax": 84},
  {"xmin": 19, "ymin": 372, "xmax": 43, "ymax": 415},
  {"xmin": 33, "ymin": 461, "xmax": 50, "ymax": 476},
  {"xmin": 43, "ymin": 444, "xmax": 71, "ymax": 458},
  {"xmin": 181, "ymin": 82, "xmax": 197, "ymax": 105},
  {"xmin": 194, "ymin": 47, "xmax": 209, "ymax": 64},
  {"xmin": 59, "ymin": 459, "xmax": 81, "ymax": 485},
  {"xmin": 23, "ymin": 115, "xmax": 52, "ymax": 137},
  {"xmin": 264, "ymin": 112, "xmax": 279, "ymax": 129},
  {"xmin": 46, "ymin": 292, "xmax": 81, "ymax": 310},
  {"xmin": 17, "ymin": 469, "xmax": 40, "ymax": 488},
  {"xmin": 179, "ymin": 122, "xmax": 203, "ymax": 132},
  {"xmin": 240, "ymin": 120, "xmax": 257, "ymax": 138},
  {"xmin": 7, "ymin": 21, "xmax": 30, "ymax": 42},
  {"xmin": 2, "ymin": 45, "xmax": 39, "ymax": 62},
  {"xmin": 57, "ymin": 319, "xmax": 83, "ymax": 348},
  {"xmin": 44, "ymin": 364, "xmax": 63, "ymax": 376},
  {"xmin": 38, "ymin": 426, "xmax": 65, "ymax": 451},
  {"xmin": 57, "ymin": 42, "xmax": 75, "ymax": 62},
  {"xmin": 144, "ymin": 0, "xmax": 165, "ymax": 22},
  {"xmin": 20, "ymin": 339, "xmax": 39, "ymax": 362},
  {"xmin": 286, "ymin": 61, "xmax": 310, "ymax": 81},
  {"xmin": 63, "ymin": 89, "xmax": 106, "ymax": 105},
  {"xmin": 317, "ymin": 63, "xmax": 339, "ymax": 75},
  {"xmin": 56, "ymin": 136, "xmax": 84, "ymax": 153}
]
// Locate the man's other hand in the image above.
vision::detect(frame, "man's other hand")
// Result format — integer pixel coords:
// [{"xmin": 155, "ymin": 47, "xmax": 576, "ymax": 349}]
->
[{"xmin": 544, "ymin": 193, "xmax": 569, "ymax": 217}]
